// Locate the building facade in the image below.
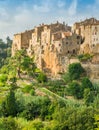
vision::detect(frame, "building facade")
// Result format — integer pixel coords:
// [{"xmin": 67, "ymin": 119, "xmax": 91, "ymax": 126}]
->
[
  {"xmin": 12, "ymin": 18, "xmax": 99, "ymax": 76},
  {"xmin": 72, "ymin": 18, "xmax": 99, "ymax": 54}
]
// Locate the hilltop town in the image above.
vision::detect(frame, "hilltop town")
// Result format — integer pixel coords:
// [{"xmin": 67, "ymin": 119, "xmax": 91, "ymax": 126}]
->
[{"xmin": 12, "ymin": 18, "xmax": 99, "ymax": 79}]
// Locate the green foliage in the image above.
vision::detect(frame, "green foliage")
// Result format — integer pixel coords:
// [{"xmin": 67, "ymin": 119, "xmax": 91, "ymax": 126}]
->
[
  {"xmin": 68, "ymin": 63, "xmax": 84, "ymax": 80},
  {"xmin": 81, "ymin": 77, "xmax": 94, "ymax": 90},
  {"xmin": 67, "ymin": 81, "xmax": 83, "ymax": 99},
  {"xmin": 25, "ymin": 119, "xmax": 44, "ymax": 130},
  {"xmin": 1, "ymin": 89, "xmax": 18, "ymax": 117},
  {"xmin": 0, "ymin": 38, "xmax": 12, "ymax": 68},
  {"xmin": 53, "ymin": 107, "xmax": 95, "ymax": 130},
  {"xmin": 62, "ymin": 72, "xmax": 71, "ymax": 83},
  {"xmin": 83, "ymin": 88, "xmax": 94, "ymax": 106},
  {"xmin": 78, "ymin": 53, "xmax": 93, "ymax": 62},
  {"xmin": 30, "ymin": 89, "xmax": 35, "ymax": 96},
  {"xmin": 22, "ymin": 84, "xmax": 33, "ymax": 93},
  {"xmin": 0, "ymin": 74, "xmax": 8, "ymax": 83},
  {"xmin": 94, "ymin": 114, "xmax": 99, "ymax": 130},
  {"xmin": 37, "ymin": 72, "xmax": 47, "ymax": 83},
  {"xmin": 11, "ymin": 50, "xmax": 37, "ymax": 78},
  {"xmin": 0, "ymin": 117, "xmax": 20, "ymax": 130}
]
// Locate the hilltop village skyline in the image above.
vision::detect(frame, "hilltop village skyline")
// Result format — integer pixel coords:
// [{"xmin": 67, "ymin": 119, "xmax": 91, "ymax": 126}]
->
[{"xmin": 12, "ymin": 17, "xmax": 99, "ymax": 78}]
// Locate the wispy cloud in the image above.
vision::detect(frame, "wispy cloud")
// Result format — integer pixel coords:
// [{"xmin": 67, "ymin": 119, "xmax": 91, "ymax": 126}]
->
[
  {"xmin": 68, "ymin": 0, "xmax": 78, "ymax": 16},
  {"xmin": 0, "ymin": 0, "xmax": 99, "ymax": 40}
]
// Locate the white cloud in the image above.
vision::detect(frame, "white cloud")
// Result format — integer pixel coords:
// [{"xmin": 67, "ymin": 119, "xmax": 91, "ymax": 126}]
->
[
  {"xmin": 33, "ymin": 0, "xmax": 51, "ymax": 13},
  {"xmin": 0, "ymin": 0, "xmax": 99, "ymax": 41},
  {"xmin": 68, "ymin": 0, "xmax": 78, "ymax": 16},
  {"xmin": 33, "ymin": 4, "xmax": 50, "ymax": 13}
]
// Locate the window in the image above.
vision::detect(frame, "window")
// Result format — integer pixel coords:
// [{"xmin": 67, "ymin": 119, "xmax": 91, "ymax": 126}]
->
[
  {"xmin": 66, "ymin": 42, "xmax": 68, "ymax": 44},
  {"xmin": 73, "ymin": 49, "xmax": 76, "ymax": 54}
]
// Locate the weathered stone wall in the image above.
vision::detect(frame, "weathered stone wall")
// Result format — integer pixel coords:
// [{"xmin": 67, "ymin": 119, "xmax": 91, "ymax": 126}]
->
[
  {"xmin": 12, "ymin": 34, "xmax": 22, "ymax": 56},
  {"xmin": 73, "ymin": 18, "xmax": 99, "ymax": 54},
  {"xmin": 12, "ymin": 30, "xmax": 34, "ymax": 56}
]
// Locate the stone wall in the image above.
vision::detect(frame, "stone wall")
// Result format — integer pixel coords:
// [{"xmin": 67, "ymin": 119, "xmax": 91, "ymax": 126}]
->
[
  {"xmin": 72, "ymin": 18, "xmax": 99, "ymax": 54},
  {"xmin": 12, "ymin": 29, "xmax": 34, "ymax": 56}
]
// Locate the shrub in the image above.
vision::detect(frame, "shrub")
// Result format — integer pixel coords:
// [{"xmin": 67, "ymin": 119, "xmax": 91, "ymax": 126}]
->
[
  {"xmin": 83, "ymin": 88, "xmax": 94, "ymax": 106},
  {"xmin": 0, "ymin": 117, "xmax": 19, "ymax": 130},
  {"xmin": 0, "ymin": 74, "xmax": 8, "ymax": 83},
  {"xmin": 78, "ymin": 53, "xmax": 93, "ymax": 62},
  {"xmin": 37, "ymin": 72, "xmax": 47, "ymax": 83},
  {"xmin": 30, "ymin": 89, "xmax": 35, "ymax": 96},
  {"xmin": 81, "ymin": 77, "xmax": 94, "ymax": 91},
  {"xmin": 1, "ymin": 89, "xmax": 18, "ymax": 117},
  {"xmin": 22, "ymin": 84, "xmax": 32, "ymax": 93},
  {"xmin": 67, "ymin": 81, "xmax": 83, "ymax": 99},
  {"xmin": 68, "ymin": 63, "xmax": 84, "ymax": 80}
]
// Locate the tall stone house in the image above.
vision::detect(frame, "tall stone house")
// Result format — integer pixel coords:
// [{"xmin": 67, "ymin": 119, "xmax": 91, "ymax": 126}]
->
[
  {"xmin": 12, "ymin": 18, "xmax": 99, "ymax": 76},
  {"xmin": 72, "ymin": 18, "xmax": 99, "ymax": 63}
]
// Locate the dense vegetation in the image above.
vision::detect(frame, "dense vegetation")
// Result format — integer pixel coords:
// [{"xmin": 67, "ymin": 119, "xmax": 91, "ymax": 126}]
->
[{"xmin": 0, "ymin": 38, "xmax": 99, "ymax": 130}]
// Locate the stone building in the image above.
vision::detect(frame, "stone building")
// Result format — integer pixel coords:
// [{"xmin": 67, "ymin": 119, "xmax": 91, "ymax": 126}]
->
[
  {"xmin": 12, "ymin": 29, "xmax": 34, "ymax": 56},
  {"xmin": 12, "ymin": 18, "xmax": 99, "ymax": 79},
  {"xmin": 12, "ymin": 22, "xmax": 82, "ymax": 76},
  {"xmin": 26, "ymin": 22, "xmax": 82, "ymax": 76},
  {"xmin": 72, "ymin": 18, "xmax": 99, "ymax": 55}
]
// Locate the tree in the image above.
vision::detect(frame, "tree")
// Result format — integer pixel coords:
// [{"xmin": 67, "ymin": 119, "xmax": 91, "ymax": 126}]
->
[
  {"xmin": 21, "ymin": 101, "xmax": 40, "ymax": 120},
  {"xmin": 37, "ymin": 72, "xmax": 47, "ymax": 83},
  {"xmin": 11, "ymin": 49, "xmax": 36, "ymax": 78},
  {"xmin": 68, "ymin": 63, "xmax": 84, "ymax": 80},
  {"xmin": 81, "ymin": 77, "xmax": 94, "ymax": 91},
  {"xmin": 67, "ymin": 81, "xmax": 83, "ymax": 99},
  {"xmin": 6, "ymin": 36, "xmax": 12, "ymax": 57},
  {"xmin": 1, "ymin": 89, "xmax": 18, "ymax": 117}
]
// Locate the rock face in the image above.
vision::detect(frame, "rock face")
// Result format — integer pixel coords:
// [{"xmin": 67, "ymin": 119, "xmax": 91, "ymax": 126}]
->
[{"xmin": 12, "ymin": 19, "xmax": 99, "ymax": 79}]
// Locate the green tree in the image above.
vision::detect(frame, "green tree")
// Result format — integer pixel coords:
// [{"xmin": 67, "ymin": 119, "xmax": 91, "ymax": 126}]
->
[
  {"xmin": 6, "ymin": 36, "xmax": 12, "ymax": 57},
  {"xmin": 81, "ymin": 77, "xmax": 94, "ymax": 91},
  {"xmin": 1, "ymin": 89, "xmax": 18, "ymax": 117},
  {"xmin": 68, "ymin": 63, "xmax": 84, "ymax": 80},
  {"xmin": 10, "ymin": 49, "xmax": 36, "ymax": 78},
  {"xmin": 67, "ymin": 81, "xmax": 83, "ymax": 99},
  {"xmin": 37, "ymin": 72, "xmax": 47, "ymax": 83}
]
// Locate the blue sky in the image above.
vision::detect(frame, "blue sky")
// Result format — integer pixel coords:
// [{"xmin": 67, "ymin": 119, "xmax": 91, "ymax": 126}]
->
[{"xmin": 0, "ymin": 0, "xmax": 99, "ymax": 40}]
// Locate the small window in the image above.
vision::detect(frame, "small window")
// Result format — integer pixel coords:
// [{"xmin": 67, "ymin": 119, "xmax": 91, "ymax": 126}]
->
[
  {"xmin": 66, "ymin": 42, "xmax": 68, "ymax": 44},
  {"xmin": 68, "ymin": 50, "xmax": 70, "ymax": 53},
  {"xmin": 73, "ymin": 49, "xmax": 76, "ymax": 54},
  {"xmin": 59, "ymin": 44, "xmax": 61, "ymax": 46}
]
